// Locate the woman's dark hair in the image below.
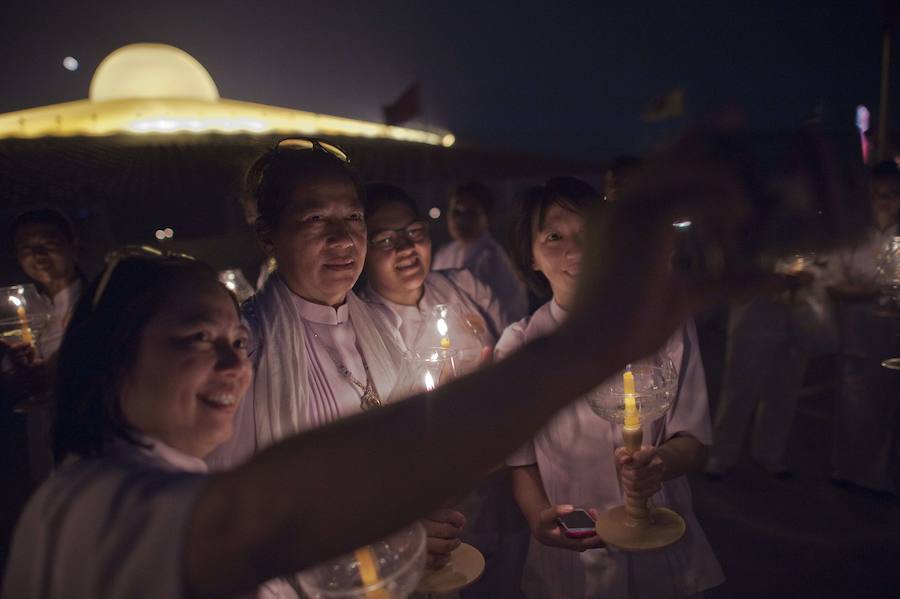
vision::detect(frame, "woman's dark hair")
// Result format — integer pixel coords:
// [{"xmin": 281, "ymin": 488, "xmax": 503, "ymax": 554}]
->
[
  {"xmin": 9, "ymin": 207, "xmax": 77, "ymax": 246},
  {"xmin": 451, "ymin": 181, "xmax": 494, "ymax": 217},
  {"xmin": 509, "ymin": 177, "xmax": 602, "ymax": 297},
  {"xmin": 52, "ymin": 255, "xmax": 227, "ymax": 463},
  {"xmin": 363, "ymin": 182, "xmax": 420, "ymax": 221},
  {"xmin": 243, "ymin": 145, "xmax": 365, "ymax": 238}
]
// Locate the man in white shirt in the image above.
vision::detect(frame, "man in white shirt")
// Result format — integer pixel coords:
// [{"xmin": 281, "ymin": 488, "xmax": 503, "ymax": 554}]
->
[
  {"xmin": 432, "ymin": 182, "xmax": 529, "ymax": 322},
  {"xmin": 4, "ymin": 207, "xmax": 84, "ymax": 482}
]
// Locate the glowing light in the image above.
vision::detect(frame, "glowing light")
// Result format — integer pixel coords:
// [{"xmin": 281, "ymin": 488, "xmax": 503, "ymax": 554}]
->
[
  {"xmin": 225, "ymin": 280, "xmax": 236, "ymax": 291},
  {"xmin": 128, "ymin": 116, "xmax": 269, "ymax": 134},
  {"xmin": 63, "ymin": 57, "xmax": 79, "ymax": 71},
  {"xmin": 428, "ymin": 207, "xmax": 441, "ymax": 219},
  {"xmin": 0, "ymin": 43, "xmax": 454, "ymax": 145},
  {"xmin": 856, "ymin": 105, "xmax": 870, "ymax": 132},
  {"xmin": 672, "ymin": 220, "xmax": 692, "ymax": 229},
  {"xmin": 436, "ymin": 318, "xmax": 448, "ymax": 337},
  {"xmin": 154, "ymin": 229, "xmax": 166, "ymax": 240},
  {"xmin": 8, "ymin": 295, "xmax": 22, "ymax": 307},
  {"xmin": 90, "ymin": 44, "xmax": 218, "ymax": 102},
  {"xmin": 163, "ymin": 227, "xmax": 174, "ymax": 238},
  {"xmin": 424, "ymin": 371, "xmax": 436, "ymax": 392}
]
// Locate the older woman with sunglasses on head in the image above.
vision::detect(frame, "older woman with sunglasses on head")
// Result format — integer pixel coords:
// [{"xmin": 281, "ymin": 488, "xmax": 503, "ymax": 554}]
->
[
  {"xmin": 3, "ymin": 133, "xmax": 752, "ymax": 598},
  {"xmin": 209, "ymin": 141, "xmax": 466, "ymax": 569}
]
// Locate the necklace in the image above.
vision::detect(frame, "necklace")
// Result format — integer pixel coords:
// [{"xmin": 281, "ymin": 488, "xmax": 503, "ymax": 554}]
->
[{"xmin": 308, "ymin": 328, "xmax": 382, "ymax": 410}]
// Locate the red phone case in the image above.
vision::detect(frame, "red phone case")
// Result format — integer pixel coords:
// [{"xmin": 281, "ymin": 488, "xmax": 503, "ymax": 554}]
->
[{"xmin": 557, "ymin": 510, "xmax": 596, "ymax": 538}]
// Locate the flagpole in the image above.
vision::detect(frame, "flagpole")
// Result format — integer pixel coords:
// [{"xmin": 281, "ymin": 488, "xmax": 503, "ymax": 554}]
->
[{"xmin": 877, "ymin": 31, "xmax": 892, "ymax": 161}]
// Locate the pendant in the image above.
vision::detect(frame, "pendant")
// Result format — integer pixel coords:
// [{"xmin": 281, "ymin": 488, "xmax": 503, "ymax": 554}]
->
[{"xmin": 360, "ymin": 384, "xmax": 383, "ymax": 411}]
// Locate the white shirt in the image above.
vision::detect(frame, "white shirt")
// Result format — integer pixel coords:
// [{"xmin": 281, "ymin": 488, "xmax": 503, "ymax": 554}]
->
[
  {"xmin": 432, "ymin": 232, "xmax": 529, "ymax": 323},
  {"xmin": 38, "ymin": 278, "xmax": 83, "ymax": 360},
  {"xmin": 496, "ymin": 300, "xmax": 723, "ymax": 599},
  {"xmin": 360, "ymin": 268, "xmax": 508, "ymax": 353},
  {"xmin": 291, "ymin": 295, "xmax": 374, "ymax": 427},
  {"xmin": 2, "ymin": 437, "xmax": 207, "ymax": 599}
]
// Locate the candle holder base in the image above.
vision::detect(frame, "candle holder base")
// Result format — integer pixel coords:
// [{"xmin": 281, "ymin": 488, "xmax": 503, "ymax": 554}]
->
[
  {"xmin": 416, "ymin": 542, "xmax": 485, "ymax": 594},
  {"xmin": 595, "ymin": 506, "xmax": 686, "ymax": 552}
]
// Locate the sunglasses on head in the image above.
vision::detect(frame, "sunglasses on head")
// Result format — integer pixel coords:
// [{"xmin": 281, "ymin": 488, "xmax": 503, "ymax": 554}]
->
[
  {"xmin": 275, "ymin": 137, "xmax": 350, "ymax": 164},
  {"xmin": 92, "ymin": 245, "xmax": 196, "ymax": 310}
]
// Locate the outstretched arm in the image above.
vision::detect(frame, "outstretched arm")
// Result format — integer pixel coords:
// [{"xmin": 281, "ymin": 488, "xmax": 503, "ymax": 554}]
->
[{"xmin": 185, "ymin": 133, "xmax": 757, "ymax": 598}]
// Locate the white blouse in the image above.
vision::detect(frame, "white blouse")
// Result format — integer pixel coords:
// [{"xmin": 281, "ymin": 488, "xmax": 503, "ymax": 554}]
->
[
  {"xmin": 3, "ymin": 438, "xmax": 210, "ymax": 599},
  {"xmin": 497, "ymin": 300, "xmax": 723, "ymax": 599},
  {"xmin": 360, "ymin": 268, "xmax": 508, "ymax": 351},
  {"xmin": 431, "ymin": 232, "xmax": 529, "ymax": 323},
  {"xmin": 37, "ymin": 278, "xmax": 83, "ymax": 359}
]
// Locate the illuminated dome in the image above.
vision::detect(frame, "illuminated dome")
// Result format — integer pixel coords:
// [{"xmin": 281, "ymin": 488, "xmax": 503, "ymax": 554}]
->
[
  {"xmin": 0, "ymin": 43, "xmax": 452, "ymax": 145},
  {"xmin": 89, "ymin": 43, "xmax": 219, "ymax": 102}
]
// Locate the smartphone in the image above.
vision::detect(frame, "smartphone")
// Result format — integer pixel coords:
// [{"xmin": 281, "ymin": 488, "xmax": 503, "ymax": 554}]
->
[{"xmin": 556, "ymin": 509, "xmax": 597, "ymax": 538}]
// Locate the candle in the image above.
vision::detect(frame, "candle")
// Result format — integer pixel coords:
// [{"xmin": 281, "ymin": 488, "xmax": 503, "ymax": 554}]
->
[
  {"xmin": 10, "ymin": 297, "xmax": 34, "ymax": 346},
  {"xmin": 622, "ymin": 367, "xmax": 640, "ymax": 430},
  {"xmin": 437, "ymin": 317, "xmax": 451, "ymax": 349},
  {"xmin": 354, "ymin": 546, "xmax": 389, "ymax": 598}
]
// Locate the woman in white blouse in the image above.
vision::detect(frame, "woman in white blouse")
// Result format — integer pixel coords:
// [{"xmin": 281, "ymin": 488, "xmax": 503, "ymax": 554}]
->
[
  {"xmin": 359, "ymin": 183, "xmax": 529, "ymax": 595},
  {"xmin": 498, "ymin": 177, "xmax": 723, "ymax": 599},
  {"xmin": 358, "ymin": 183, "xmax": 509, "ymax": 359}
]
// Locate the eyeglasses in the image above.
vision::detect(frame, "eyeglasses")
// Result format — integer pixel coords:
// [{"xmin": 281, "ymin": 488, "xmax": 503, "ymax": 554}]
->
[
  {"xmin": 368, "ymin": 221, "xmax": 430, "ymax": 251},
  {"xmin": 275, "ymin": 137, "xmax": 350, "ymax": 164},
  {"xmin": 92, "ymin": 245, "xmax": 195, "ymax": 310}
]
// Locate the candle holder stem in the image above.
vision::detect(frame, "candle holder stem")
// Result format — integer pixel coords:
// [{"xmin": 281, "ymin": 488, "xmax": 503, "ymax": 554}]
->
[{"xmin": 622, "ymin": 426, "xmax": 651, "ymax": 527}]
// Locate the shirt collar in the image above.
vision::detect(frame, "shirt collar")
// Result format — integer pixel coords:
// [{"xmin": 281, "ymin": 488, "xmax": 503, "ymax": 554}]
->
[
  {"xmin": 291, "ymin": 292, "xmax": 350, "ymax": 325},
  {"xmin": 549, "ymin": 298, "xmax": 569, "ymax": 324},
  {"xmin": 115, "ymin": 434, "xmax": 209, "ymax": 474}
]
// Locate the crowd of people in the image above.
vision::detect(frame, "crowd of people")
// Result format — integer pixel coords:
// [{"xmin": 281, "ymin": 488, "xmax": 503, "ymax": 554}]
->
[{"xmin": 0, "ymin": 135, "xmax": 897, "ymax": 598}]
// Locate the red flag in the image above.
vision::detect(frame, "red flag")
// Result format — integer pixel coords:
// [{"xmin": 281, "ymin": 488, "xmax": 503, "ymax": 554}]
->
[{"xmin": 383, "ymin": 82, "xmax": 421, "ymax": 126}]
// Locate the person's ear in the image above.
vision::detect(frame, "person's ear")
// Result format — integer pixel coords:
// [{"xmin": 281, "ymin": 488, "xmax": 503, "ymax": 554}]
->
[{"xmin": 257, "ymin": 224, "xmax": 275, "ymax": 257}]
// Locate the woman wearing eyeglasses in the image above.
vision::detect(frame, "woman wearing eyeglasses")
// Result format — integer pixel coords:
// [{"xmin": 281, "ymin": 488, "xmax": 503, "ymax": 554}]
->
[
  {"xmin": 359, "ymin": 183, "xmax": 510, "ymax": 355},
  {"xmin": 359, "ymin": 183, "xmax": 529, "ymax": 595}
]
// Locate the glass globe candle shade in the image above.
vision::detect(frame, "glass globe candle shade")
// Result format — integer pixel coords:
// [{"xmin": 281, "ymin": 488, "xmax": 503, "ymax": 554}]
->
[
  {"xmin": 296, "ymin": 523, "xmax": 427, "ymax": 599},
  {"xmin": 410, "ymin": 304, "xmax": 485, "ymax": 375},
  {"xmin": 0, "ymin": 284, "xmax": 52, "ymax": 347},
  {"xmin": 218, "ymin": 269, "xmax": 255, "ymax": 303},
  {"xmin": 875, "ymin": 236, "xmax": 900, "ymax": 308},
  {"xmin": 586, "ymin": 356, "xmax": 678, "ymax": 426},
  {"xmin": 389, "ymin": 348, "xmax": 458, "ymax": 402}
]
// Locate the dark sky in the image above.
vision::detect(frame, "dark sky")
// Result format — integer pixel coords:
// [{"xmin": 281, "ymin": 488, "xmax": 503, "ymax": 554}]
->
[{"xmin": 0, "ymin": 0, "xmax": 893, "ymax": 159}]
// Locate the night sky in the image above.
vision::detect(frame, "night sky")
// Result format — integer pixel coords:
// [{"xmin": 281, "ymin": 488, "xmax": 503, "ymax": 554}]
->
[{"xmin": 0, "ymin": 0, "xmax": 893, "ymax": 159}]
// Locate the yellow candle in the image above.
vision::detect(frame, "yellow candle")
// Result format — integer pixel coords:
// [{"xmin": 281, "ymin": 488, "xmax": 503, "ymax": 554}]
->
[
  {"xmin": 355, "ymin": 546, "xmax": 389, "ymax": 598},
  {"xmin": 15, "ymin": 305, "xmax": 34, "ymax": 346},
  {"xmin": 623, "ymin": 368, "xmax": 640, "ymax": 429}
]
